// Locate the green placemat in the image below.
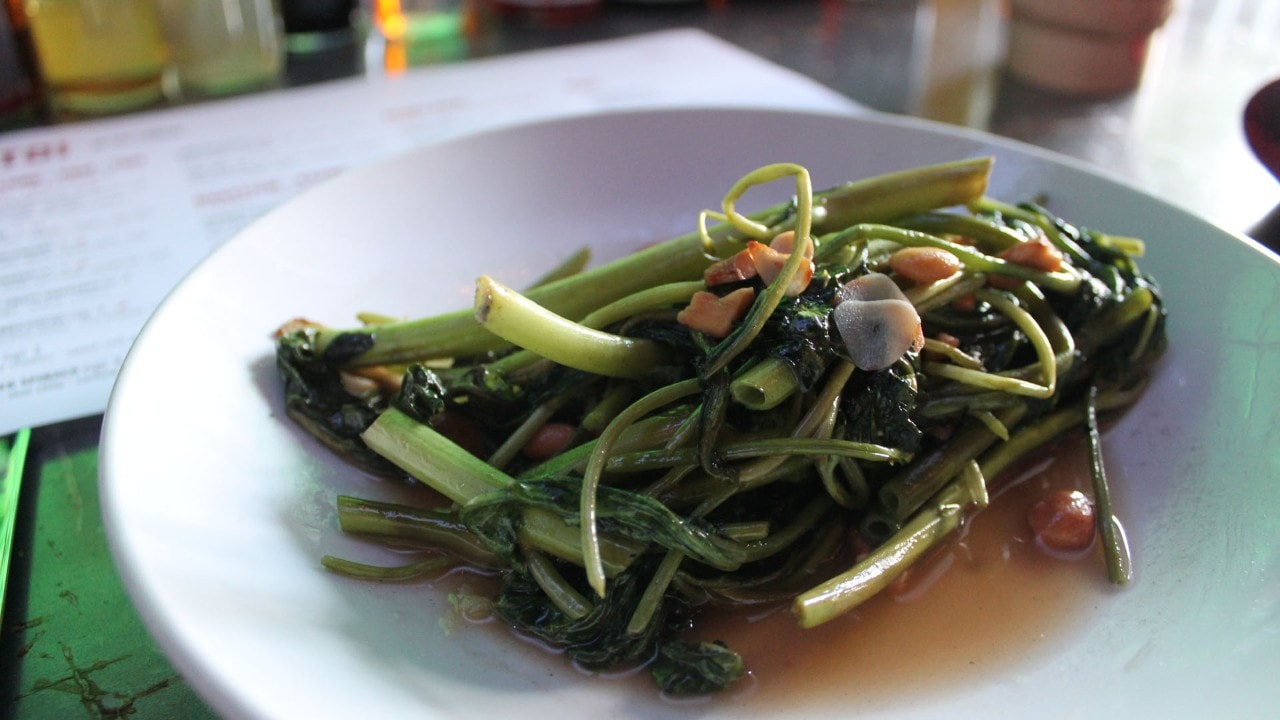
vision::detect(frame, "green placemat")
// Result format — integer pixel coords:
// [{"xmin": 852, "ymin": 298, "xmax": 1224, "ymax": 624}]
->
[
  {"xmin": 1, "ymin": 429, "xmax": 30, "ymax": 631},
  {"xmin": 0, "ymin": 424, "xmax": 220, "ymax": 719}
]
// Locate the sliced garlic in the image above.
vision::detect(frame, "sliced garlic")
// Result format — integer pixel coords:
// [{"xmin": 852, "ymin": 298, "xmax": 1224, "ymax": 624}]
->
[
  {"xmin": 833, "ymin": 273, "xmax": 923, "ymax": 371},
  {"xmin": 837, "ymin": 272, "xmax": 909, "ymax": 304}
]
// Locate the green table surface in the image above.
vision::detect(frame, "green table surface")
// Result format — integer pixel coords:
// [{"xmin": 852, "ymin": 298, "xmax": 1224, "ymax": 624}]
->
[{"xmin": 0, "ymin": 419, "xmax": 219, "ymax": 720}]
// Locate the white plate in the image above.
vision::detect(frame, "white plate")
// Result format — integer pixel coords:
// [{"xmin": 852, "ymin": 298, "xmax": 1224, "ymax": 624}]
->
[{"xmin": 100, "ymin": 108, "xmax": 1280, "ymax": 719}]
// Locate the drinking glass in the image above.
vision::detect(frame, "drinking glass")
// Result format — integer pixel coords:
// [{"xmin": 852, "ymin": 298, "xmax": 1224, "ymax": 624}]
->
[
  {"xmin": 24, "ymin": 0, "xmax": 169, "ymax": 115},
  {"xmin": 158, "ymin": 0, "xmax": 284, "ymax": 97}
]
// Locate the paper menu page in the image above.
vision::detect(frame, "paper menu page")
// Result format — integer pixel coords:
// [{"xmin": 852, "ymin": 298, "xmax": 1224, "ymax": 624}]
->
[{"xmin": 0, "ymin": 29, "xmax": 861, "ymax": 435}]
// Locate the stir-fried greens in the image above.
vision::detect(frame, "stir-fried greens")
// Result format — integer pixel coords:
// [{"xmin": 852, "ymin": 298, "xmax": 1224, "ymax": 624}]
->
[{"xmin": 274, "ymin": 158, "xmax": 1165, "ymax": 694}]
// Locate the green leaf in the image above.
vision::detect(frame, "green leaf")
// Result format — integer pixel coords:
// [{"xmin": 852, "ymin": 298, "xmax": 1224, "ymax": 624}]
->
[
  {"xmin": 650, "ymin": 640, "xmax": 745, "ymax": 695},
  {"xmin": 461, "ymin": 477, "xmax": 747, "ymax": 572},
  {"xmin": 275, "ymin": 328, "xmax": 393, "ymax": 474},
  {"xmin": 842, "ymin": 363, "xmax": 922, "ymax": 454}
]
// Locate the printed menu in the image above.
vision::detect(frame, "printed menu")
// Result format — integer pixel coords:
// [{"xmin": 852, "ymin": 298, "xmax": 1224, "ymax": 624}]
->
[{"xmin": 0, "ymin": 30, "xmax": 861, "ymax": 435}]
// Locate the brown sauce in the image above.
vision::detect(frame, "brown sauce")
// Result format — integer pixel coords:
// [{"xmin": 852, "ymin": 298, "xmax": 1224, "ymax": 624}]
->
[{"xmin": 690, "ymin": 433, "xmax": 1119, "ymax": 709}]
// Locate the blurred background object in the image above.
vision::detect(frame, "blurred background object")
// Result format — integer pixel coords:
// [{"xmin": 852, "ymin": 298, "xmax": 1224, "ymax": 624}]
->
[
  {"xmin": 280, "ymin": 0, "xmax": 357, "ymax": 53},
  {"xmin": 491, "ymin": 0, "xmax": 601, "ymax": 28},
  {"xmin": 1244, "ymin": 77, "xmax": 1280, "ymax": 243},
  {"xmin": 1006, "ymin": 0, "xmax": 1173, "ymax": 96},
  {"xmin": 1245, "ymin": 77, "xmax": 1280, "ymax": 182},
  {"xmin": 23, "ymin": 0, "xmax": 169, "ymax": 116},
  {"xmin": 157, "ymin": 0, "xmax": 284, "ymax": 98},
  {"xmin": 0, "ymin": 0, "xmax": 41, "ymax": 126},
  {"xmin": 280, "ymin": 0, "xmax": 363, "ymax": 82},
  {"xmin": 368, "ymin": 0, "xmax": 473, "ymax": 72}
]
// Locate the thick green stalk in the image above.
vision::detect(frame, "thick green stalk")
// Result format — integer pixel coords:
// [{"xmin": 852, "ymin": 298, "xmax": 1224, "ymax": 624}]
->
[
  {"xmin": 878, "ymin": 404, "xmax": 1026, "ymax": 523},
  {"xmin": 625, "ymin": 549, "xmax": 686, "ymax": 637},
  {"xmin": 334, "ymin": 495, "xmax": 500, "ymax": 567},
  {"xmin": 474, "ymin": 275, "xmax": 670, "ymax": 379},
  {"xmin": 361, "ymin": 408, "xmax": 510, "ymax": 505},
  {"xmin": 311, "ymin": 210, "xmax": 773, "ymax": 366},
  {"xmin": 793, "ymin": 467, "xmax": 986, "ymax": 628},
  {"xmin": 517, "ymin": 508, "xmax": 640, "ymax": 577},
  {"xmin": 730, "ymin": 358, "xmax": 801, "ymax": 410},
  {"xmin": 360, "ymin": 408, "xmax": 641, "ymax": 575},
  {"xmin": 815, "ymin": 157, "xmax": 992, "ymax": 231},
  {"xmin": 487, "ymin": 281, "xmax": 704, "ymax": 377},
  {"xmin": 313, "ymin": 158, "xmax": 994, "ymax": 366},
  {"xmin": 321, "ymin": 555, "xmax": 454, "ymax": 582},
  {"xmin": 895, "ymin": 211, "xmax": 1031, "ymax": 251},
  {"xmin": 522, "ymin": 545, "xmax": 593, "ymax": 620}
]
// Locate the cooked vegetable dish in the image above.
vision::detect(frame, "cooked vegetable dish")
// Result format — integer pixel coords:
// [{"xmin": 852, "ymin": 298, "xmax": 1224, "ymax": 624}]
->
[{"xmin": 274, "ymin": 159, "xmax": 1165, "ymax": 694}]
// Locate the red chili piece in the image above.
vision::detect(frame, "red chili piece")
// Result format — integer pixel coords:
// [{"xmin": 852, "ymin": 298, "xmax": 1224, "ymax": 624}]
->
[{"xmin": 1027, "ymin": 489, "xmax": 1096, "ymax": 554}]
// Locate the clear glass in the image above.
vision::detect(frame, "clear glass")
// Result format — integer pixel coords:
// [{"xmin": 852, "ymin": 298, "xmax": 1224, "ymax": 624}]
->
[
  {"xmin": 24, "ymin": 0, "xmax": 168, "ymax": 115},
  {"xmin": 158, "ymin": 0, "xmax": 283, "ymax": 97}
]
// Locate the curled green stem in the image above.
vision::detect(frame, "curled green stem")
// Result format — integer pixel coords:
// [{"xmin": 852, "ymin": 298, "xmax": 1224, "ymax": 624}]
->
[
  {"xmin": 922, "ymin": 288, "xmax": 1059, "ymax": 399},
  {"xmin": 843, "ymin": 223, "xmax": 1081, "ymax": 294},
  {"xmin": 582, "ymin": 379, "xmax": 705, "ymax": 597},
  {"xmin": 701, "ymin": 163, "xmax": 815, "ymax": 377}
]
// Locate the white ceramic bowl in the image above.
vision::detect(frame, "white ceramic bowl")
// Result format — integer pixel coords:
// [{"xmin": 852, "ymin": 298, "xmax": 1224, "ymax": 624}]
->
[{"xmin": 100, "ymin": 107, "xmax": 1280, "ymax": 720}]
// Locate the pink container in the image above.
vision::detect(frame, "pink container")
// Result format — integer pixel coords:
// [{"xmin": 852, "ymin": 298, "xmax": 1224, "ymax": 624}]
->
[{"xmin": 1006, "ymin": 0, "xmax": 1174, "ymax": 96}]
